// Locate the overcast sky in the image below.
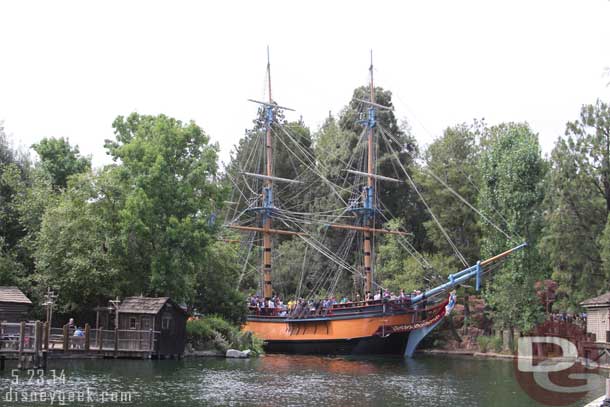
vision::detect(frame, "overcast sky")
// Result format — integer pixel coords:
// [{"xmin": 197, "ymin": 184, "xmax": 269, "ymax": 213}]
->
[{"xmin": 1, "ymin": 0, "xmax": 609, "ymax": 168}]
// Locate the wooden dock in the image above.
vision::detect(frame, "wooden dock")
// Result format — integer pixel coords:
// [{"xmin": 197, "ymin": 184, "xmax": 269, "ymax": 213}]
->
[{"xmin": 0, "ymin": 321, "xmax": 161, "ymax": 369}]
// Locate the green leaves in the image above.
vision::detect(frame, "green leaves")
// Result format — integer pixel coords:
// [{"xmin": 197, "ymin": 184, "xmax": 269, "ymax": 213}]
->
[
  {"xmin": 106, "ymin": 113, "xmax": 222, "ymax": 300},
  {"xmin": 418, "ymin": 122, "xmax": 482, "ymax": 265},
  {"xmin": 35, "ymin": 171, "xmax": 118, "ymax": 314},
  {"xmin": 479, "ymin": 122, "xmax": 546, "ymax": 331},
  {"xmin": 34, "ymin": 113, "xmax": 240, "ymax": 320},
  {"xmin": 31, "ymin": 137, "xmax": 90, "ymax": 190},
  {"xmin": 541, "ymin": 100, "xmax": 610, "ymax": 310}
]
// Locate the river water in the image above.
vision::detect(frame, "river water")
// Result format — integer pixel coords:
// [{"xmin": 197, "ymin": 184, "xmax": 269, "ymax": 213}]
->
[{"xmin": 0, "ymin": 354, "xmax": 605, "ymax": 406}]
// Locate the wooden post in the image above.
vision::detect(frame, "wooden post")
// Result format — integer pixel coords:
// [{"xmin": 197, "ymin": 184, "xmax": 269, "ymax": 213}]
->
[
  {"xmin": 62, "ymin": 324, "xmax": 69, "ymax": 352},
  {"xmin": 84, "ymin": 324, "xmax": 90, "ymax": 351},
  {"xmin": 42, "ymin": 322, "xmax": 49, "ymax": 351},
  {"xmin": 149, "ymin": 329, "xmax": 154, "ymax": 356},
  {"xmin": 18, "ymin": 321, "xmax": 25, "ymax": 369},
  {"xmin": 114, "ymin": 327, "xmax": 118, "ymax": 357},
  {"xmin": 35, "ymin": 321, "xmax": 42, "ymax": 368}
]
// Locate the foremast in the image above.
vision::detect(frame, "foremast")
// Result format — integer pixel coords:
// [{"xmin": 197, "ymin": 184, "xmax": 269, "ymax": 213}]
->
[
  {"xmin": 363, "ymin": 52, "xmax": 376, "ymax": 295},
  {"xmin": 263, "ymin": 47, "xmax": 273, "ymax": 300}
]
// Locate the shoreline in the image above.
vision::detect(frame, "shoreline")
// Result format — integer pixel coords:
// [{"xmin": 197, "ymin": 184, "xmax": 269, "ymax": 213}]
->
[
  {"xmin": 417, "ymin": 348, "xmax": 514, "ymax": 360},
  {"xmin": 417, "ymin": 348, "xmax": 610, "ymax": 370}
]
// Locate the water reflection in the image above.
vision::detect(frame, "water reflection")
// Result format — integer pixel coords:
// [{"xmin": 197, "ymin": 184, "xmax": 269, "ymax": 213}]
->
[
  {"xmin": 257, "ymin": 354, "xmax": 381, "ymax": 375},
  {"xmin": 0, "ymin": 355, "xmax": 604, "ymax": 406}
]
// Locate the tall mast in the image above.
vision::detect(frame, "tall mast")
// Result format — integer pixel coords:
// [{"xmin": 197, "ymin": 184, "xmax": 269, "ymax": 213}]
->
[
  {"xmin": 263, "ymin": 47, "xmax": 273, "ymax": 299},
  {"xmin": 364, "ymin": 50, "xmax": 375, "ymax": 295}
]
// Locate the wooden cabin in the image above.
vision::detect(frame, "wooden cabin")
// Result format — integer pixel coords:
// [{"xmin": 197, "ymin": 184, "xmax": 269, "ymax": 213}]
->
[
  {"xmin": 581, "ymin": 292, "xmax": 610, "ymax": 342},
  {"xmin": 0, "ymin": 287, "xmax": 32, "ymax": 322},
  {"xmin": 117, "ymin": 296, "xmax": 188, "ymax": 357}
]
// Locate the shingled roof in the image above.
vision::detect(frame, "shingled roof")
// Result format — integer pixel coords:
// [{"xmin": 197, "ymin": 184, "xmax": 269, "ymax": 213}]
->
[
  {"xmin": 0, "ymin": 287, "xmax": 32, "ymax": 305},
  {"xmin": 581, "ymin": 292, "xmax": 610, "ymax": 308},
  {"xmin": 118, "ymin": 296, "xmax": 187, "ymax": 315}
]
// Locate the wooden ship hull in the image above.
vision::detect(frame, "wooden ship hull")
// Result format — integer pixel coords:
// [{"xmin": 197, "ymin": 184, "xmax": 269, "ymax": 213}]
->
[{"xmin": 244, "ymin": 299, "xmax": 449, "ymax": 355}]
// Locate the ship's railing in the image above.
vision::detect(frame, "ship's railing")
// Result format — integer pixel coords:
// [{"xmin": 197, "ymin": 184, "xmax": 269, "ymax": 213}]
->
[{"xmin": 247, "ymin": 297, "xmax": 446, "ymax": 320}]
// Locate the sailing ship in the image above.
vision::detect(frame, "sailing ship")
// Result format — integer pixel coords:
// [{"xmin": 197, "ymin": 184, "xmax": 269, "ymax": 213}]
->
[{"xmin": 226, "ymin": 50, "xmax": 526, "ymax": 356}]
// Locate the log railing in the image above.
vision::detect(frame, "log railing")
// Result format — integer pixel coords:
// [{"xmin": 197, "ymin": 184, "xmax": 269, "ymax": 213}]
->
[{"xmin": 1, "ymin": 322, "xmax": 159, "ymax": 354}]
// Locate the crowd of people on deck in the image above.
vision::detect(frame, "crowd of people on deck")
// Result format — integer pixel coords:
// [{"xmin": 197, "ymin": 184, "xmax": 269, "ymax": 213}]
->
[
  {"xmin": 248, "ymin": 288, "xmax": 422, "ymax": 317},
  {"xmin": 549, "ymin": 312, "xmax": 587, "ymax": 328}
]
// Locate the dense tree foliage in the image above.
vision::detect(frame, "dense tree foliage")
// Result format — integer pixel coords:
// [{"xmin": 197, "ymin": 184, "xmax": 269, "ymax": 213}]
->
[
  {"xmin": 479, "ymin": 123, "xmax": 547, "ymax": 332},
  {"xmin": 417, "ymin": 122, "xmax": 483, "ymax": 266},
  {"xmin": 35, "ymin": 172, "xmax": 118, "ymax": 314},
  {"xmin": 542, "ymin": 100, "xmax": 610, "ymax": 310},
  {"xmin": 1, "ymin": 115, "xmax": 247, "ymax": 322},
  {"xmin": 104, "ymin": 113, "xmax": 225, "ymax": 300},
  {"xmin": 31, "ymin": 137, "xmax": 90, "ymax": 190}
]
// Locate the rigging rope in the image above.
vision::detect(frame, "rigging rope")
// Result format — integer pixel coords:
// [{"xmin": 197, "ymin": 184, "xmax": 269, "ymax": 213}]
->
[{"xmin": 379, "ymin": 127, "xmax": 469, "ymax": 267}]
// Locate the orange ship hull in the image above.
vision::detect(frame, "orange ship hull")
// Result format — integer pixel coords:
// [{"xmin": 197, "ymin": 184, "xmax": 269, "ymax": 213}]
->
[{"xmin": 243, "ymin": 300, "xmax": 448, "ymax": 355}]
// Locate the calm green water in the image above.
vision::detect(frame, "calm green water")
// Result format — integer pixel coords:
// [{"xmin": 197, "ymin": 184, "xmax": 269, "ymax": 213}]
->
[{"xmin": 0, "ymin": 354, "xmax": 605, "ymax": 406}]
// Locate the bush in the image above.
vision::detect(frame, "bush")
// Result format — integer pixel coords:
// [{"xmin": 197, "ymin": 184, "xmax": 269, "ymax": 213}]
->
[
  {"xmin": 477, "ymin": 336, "xmax": 491, "ymax": 353},
  {"xmin": 186, "ymin": 315, "xmax": 263, "ymax": 355},
  {"xmin": 490, "ymin": 336, "xmax": 503, "ymax": 353},
  {"xmin": 476, "ymin": 335, "xmax": 503, "ymax": 353}
]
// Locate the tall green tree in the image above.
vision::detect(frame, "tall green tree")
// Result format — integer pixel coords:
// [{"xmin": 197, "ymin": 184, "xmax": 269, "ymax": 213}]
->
[
  {"xmin": 542, "ymin": 100, "xmax": 610, "ymax": 310},
  {"xmin": 418, "ymin": 122, "xmax": 483, "ymax": 266},
  {"xmin": 32, "ymin": 137, "xmax": 90, "ymax": 190},
  {"xmin": 105, "ymin": 113, "xmax": 225, "ymax": 302},
  {"xmin": 0, "ymin": 123, "xmax": 33, "ymax": 288},
  {"xmin": 35, "ymin": 171, "xmax": 119, "ymax": 314},
  {"xmin": 193, "ymin": 239, "xmax": 247, "ymax": 324},
  {"xmin": 479, "ymin": 122, "xmax": 547, "ymax": 333}
]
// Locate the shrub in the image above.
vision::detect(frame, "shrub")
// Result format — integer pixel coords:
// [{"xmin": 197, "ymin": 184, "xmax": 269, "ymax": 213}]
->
[
  {"xmin": 477, "ymin": 336, "xmax": 491, "ymax": 353},
  {"xmin": 186, "ymin": 315, "xmax": 263, "ymax": 355},
  {"xmin": 490, "ymin": 336, "xmax": 503, "ymax": 353}
]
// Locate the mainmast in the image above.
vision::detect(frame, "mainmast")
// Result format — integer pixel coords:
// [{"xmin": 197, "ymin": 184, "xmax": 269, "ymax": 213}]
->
[
  {"xmin": 263, "ymin": 46, "xmax": 273, "ymax": 299},
  {"xmin": 363, "ymin": 50, "xmax": 375, "ymax": 295}
]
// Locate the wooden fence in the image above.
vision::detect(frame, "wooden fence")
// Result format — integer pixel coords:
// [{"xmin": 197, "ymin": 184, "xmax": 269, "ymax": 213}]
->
[{"xmin": 0, "ymin": 321, "xmax": 160, "ymax": 369}]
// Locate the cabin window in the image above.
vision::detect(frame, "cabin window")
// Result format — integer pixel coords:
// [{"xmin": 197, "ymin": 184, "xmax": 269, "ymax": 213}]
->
[
  {"xmin": 141, "ymin": 317, "xmax": 151, "ymax": 330},
  {"xmin": 129, "ymin": 317, "xmax": 137, "ymax": 330},
  {"xmin": 162, "ymin": 316, "xmax": 171, "ymax": 330}
]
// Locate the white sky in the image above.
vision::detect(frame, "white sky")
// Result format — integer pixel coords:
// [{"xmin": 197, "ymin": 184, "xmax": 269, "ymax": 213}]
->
[{"xmin": 1, "ymin": 0, "xmax": 609, "ymax": 168}]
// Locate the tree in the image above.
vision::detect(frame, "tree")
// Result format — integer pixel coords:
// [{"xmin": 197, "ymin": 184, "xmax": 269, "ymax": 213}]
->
[
  {"xmin": 193, "ymin": 240, "xmax": 247, "ymax": 324},
  {"xmin": 0, "ymin": 124, "xmax": 31, "ymax": 252},
  {"xmin": 418, "ymin": 122, "xmax": 483, "ymax": 266},
  {"xmin": 565, "ymin": 100, "xmax": 610, "ymax": 212},
  {"xmin": 0, "ymin": 124, "xmax": 34, "ymax": 290},
  {"xmin": 541, "ymin": 139, "xmax": 605, "ymax": 310},
  {"xmin": 32, "ymin": 137, "xmax": 90, "ymax": 190},
  {"xmin": 542, "ymin": 100, "xmax": 610, "ymax": 310},
  {"xmin": 376, "ymin": 219, "xmax": 454, "ymax": 293},
  {"xmin": 104, "ymin": 113, "xmax": 226, "ymax": 302},
  {"xmin": 35, "ymin": 172, "xmax": 119, "ymax": 315},
  {"xmin": 479, "ymin": 122, "xmax": 547, "ymax": 333}
]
